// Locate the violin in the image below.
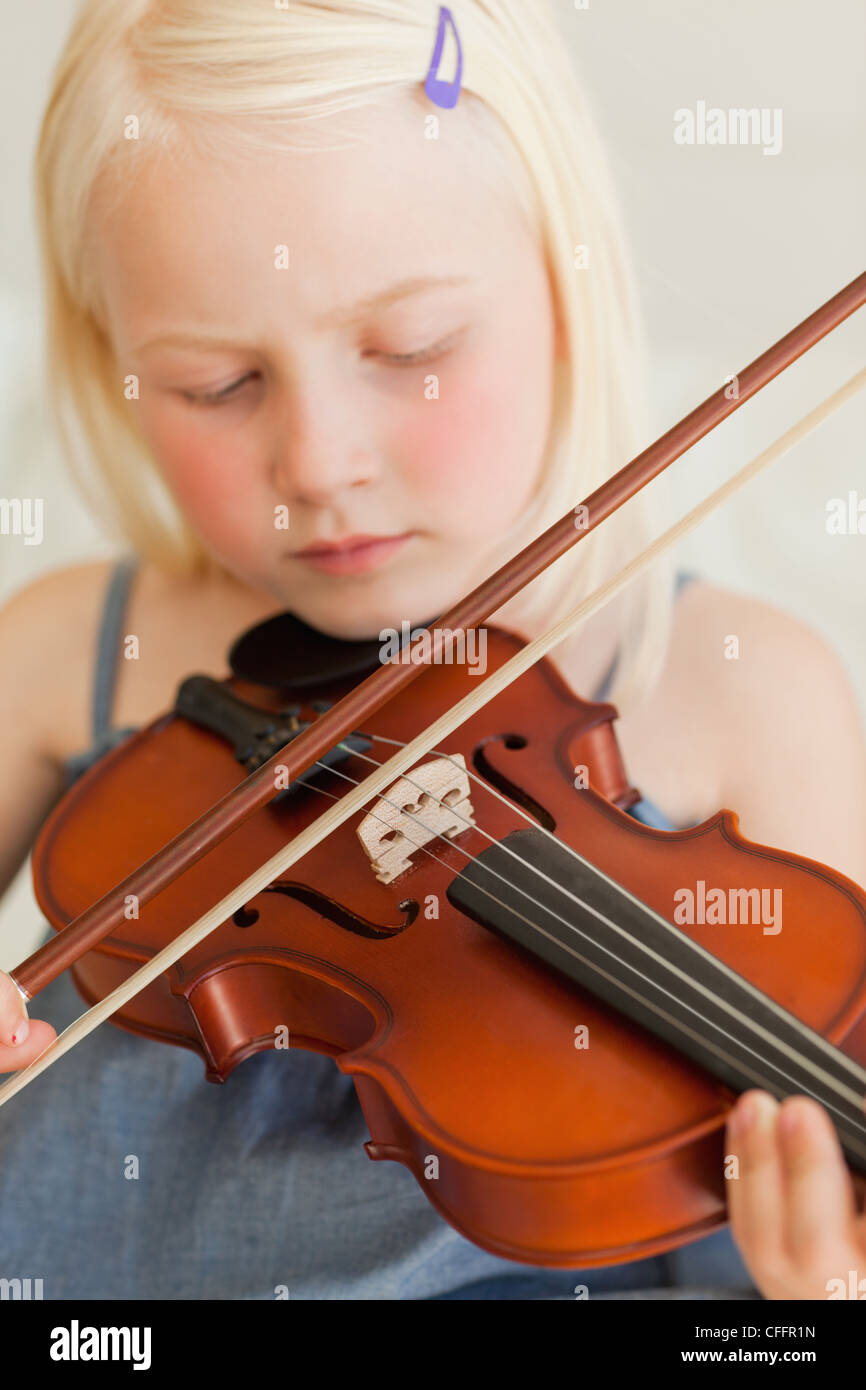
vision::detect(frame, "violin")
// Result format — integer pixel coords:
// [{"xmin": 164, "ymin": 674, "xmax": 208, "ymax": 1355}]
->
[{"xmin": 4, "ymin": 273, "xmax": 866, "ymax": 1269}]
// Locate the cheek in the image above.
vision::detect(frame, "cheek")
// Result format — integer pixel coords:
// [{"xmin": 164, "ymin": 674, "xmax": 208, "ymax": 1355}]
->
[
  {"xmin": 397, "ymin": 342, "xmax": 551, "ymax": 531},
  {"xmin": 137, "ymin": 408, "xmax": 262, "ymax": 551}
]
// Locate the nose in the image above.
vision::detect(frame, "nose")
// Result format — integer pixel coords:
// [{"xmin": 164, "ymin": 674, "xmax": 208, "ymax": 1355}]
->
[{"xmin": 269, "ymin": 380, "xmax": 380, "ymax": 507}]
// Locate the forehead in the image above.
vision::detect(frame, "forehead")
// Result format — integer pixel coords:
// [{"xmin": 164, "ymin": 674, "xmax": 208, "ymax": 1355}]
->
[{"xmin": 88, "ymin": 92, "xmax": 538, "ymax": 348}]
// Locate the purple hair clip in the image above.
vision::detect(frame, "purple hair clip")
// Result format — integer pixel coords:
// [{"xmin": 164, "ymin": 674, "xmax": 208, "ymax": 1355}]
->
[{"xmin": 424, "ymin": 6, "xmax": 462, "ymax": 110}]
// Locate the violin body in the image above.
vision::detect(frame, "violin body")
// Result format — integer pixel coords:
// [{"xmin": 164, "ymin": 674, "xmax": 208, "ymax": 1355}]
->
[{"xmin": 31, "ymin": 627, "xmax": 866, "ymax": 1268}]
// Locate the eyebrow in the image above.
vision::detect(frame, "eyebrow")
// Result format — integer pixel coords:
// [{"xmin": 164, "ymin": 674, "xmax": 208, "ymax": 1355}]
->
[{"xmin": 131, "ymin": 275, "xmax": 473, "ymax": 354}]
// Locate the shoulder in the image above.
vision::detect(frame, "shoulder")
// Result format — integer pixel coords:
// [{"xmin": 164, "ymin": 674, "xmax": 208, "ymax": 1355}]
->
[
  {"xmin": 666, "ymin": 579, "xmax": 866, "ymax": 880},
  {"xmin": 0, "ymin": 558, "xmax": 122, "ymax": 761},
  {"xmin": 668, "ymin": 578, "xmax": 858, "ymax": 726},
  {"xmin": 0, "ymin": 556, "xmax": 120, "ymax": 659},
  {"xmin": 667, "ymin": 572, "xmax": 850, "ymax": 692},
  {"xmin": 0, "ymin": 554, "xmax": 271, "ymax": 774}
]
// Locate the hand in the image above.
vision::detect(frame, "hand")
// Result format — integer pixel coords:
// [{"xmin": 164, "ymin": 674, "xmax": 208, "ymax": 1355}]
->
[
  {"xmin": 726, "ymin": 1089, "xmax": 866, "ymax": 1300},
  {"xmin": 0, "ymin": 969, "xmax": 56, "ymax": 1073}
]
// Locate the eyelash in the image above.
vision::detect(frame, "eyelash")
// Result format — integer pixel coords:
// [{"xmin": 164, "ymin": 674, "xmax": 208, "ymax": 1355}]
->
[
  {"xmin": 183, "ymin": 373, "xmax": 259, "ymax": 407},
  {"xmin": 373, "ymin": 337, "xmax": 452, "ymax": 367},
  {"xmin": 182, "ymin": 339, "xmax": 452, "ymax": 406}
]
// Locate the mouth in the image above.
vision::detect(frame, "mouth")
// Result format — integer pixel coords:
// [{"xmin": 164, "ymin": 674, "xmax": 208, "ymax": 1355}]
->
[{"xmin": 292, "ymin": 531, "xmax": 416, "ymax": 576}]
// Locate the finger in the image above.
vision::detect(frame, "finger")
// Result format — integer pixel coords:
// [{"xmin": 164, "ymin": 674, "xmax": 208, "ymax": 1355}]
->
[
  {"xmin": 0, "ymin": 1018, "xmax": 58, "ymax": 1074},
  {"xmin": 778, "ymin": 1096, "xmax": 857, "ymax": 1264},
  {"xmin": 726, "ymin": 1091, "xmax": 786, "ymax": 1273}
]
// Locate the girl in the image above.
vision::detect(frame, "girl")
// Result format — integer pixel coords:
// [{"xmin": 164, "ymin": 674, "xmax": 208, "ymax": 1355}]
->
[{"xmin": 0, "ymin": 0, "xmax": 863, "ymax": 1300}]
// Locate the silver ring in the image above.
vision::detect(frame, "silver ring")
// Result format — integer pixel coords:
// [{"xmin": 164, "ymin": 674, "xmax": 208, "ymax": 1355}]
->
[{"xmin": 7, "ymin": 973, "xmax": 31, "ymax": 1005}]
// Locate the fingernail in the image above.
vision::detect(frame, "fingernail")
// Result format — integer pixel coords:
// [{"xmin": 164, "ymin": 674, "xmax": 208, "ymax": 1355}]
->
[
  {"xmin": 11, "ymin": 1018, "xmax": 29, "ymax": 1046},
  {"xmin": 731, "ymin": 1093, "xmax": 756, "ymax": 1134},
  {"xmin": 751, "ymin": 1091, "xmax": 780, "ymax": 1130},
  {"xmin": 732, "ymin": 1091, "xmax": 774, "ymax": 1135}
]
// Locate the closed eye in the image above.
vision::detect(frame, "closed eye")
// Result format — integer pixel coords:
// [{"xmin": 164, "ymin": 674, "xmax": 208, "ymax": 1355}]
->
[
  {"xmin": 370, "ymin": 333, "xmax": 459, "ymax": 367},
  {"xmin": 182, "ymin": 371, "xmax": 260, "ymax": 406}
]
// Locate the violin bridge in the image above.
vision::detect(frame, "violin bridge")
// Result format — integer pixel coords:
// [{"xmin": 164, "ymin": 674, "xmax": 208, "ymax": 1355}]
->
[{"xmin": 356, "ymin": 753, "xmax": 476, "ymax": 884}]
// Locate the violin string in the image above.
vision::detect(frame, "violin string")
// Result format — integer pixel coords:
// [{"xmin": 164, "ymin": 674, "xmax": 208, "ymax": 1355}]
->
[
  {"xmin": 304, "ymin": 754, "xmax": 866, "ymax": 1160},
  {"xmin": 316, "ymin": 744, "xmax": 866, "ymax": 1146},
  {"xmin": 322, "ymin": 750, "xmax": 866, "ymax": 1154},
  {"xmin": 359, "ymin": 734, "xmax": 866, "ymax": 1089}
]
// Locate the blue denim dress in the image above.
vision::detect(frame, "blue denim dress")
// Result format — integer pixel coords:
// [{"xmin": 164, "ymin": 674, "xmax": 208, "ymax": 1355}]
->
[{"xmin": 0, "ymin": 561, "xmax": 758, "ymax": 1299}]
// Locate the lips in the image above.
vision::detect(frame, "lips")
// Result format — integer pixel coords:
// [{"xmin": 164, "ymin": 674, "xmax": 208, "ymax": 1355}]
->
[{"xmin": 293, "ymin": 532, "xmax": 415, "ymax": 576}]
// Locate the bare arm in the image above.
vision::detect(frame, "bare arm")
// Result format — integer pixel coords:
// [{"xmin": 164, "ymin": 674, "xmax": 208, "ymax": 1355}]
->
[
  {"xmin": 0, "ymin": 575, "xmax": 86, "ymax": 895},
  {"xmin": 0, "ymin": 569, "xmax": 102, "ymax": 1064}
]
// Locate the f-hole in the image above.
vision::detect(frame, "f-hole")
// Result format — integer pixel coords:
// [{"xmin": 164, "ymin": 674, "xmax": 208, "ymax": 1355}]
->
[
  {"xmin": 472, "ymin": 733, "xmax": 556, "ymax": 831},
  {"xmin": 232, "ymin": 885, "xmax": 418, "ymax": 939}
]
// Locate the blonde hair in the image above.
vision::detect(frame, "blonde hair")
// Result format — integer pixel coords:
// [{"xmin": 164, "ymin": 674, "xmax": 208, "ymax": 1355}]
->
[{"xmin": 36, "ymin": 0, "xmax": 674, "ymax": 711}]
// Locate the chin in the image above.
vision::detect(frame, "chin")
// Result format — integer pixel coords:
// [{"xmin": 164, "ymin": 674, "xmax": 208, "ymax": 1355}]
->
[
  {"xmin": 298, "ymin": 611, "xmax": 387, "ymax": 642},
  {"xmin": 292, "ymin": 591, "xmax": 445, "ymax": 643}
]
